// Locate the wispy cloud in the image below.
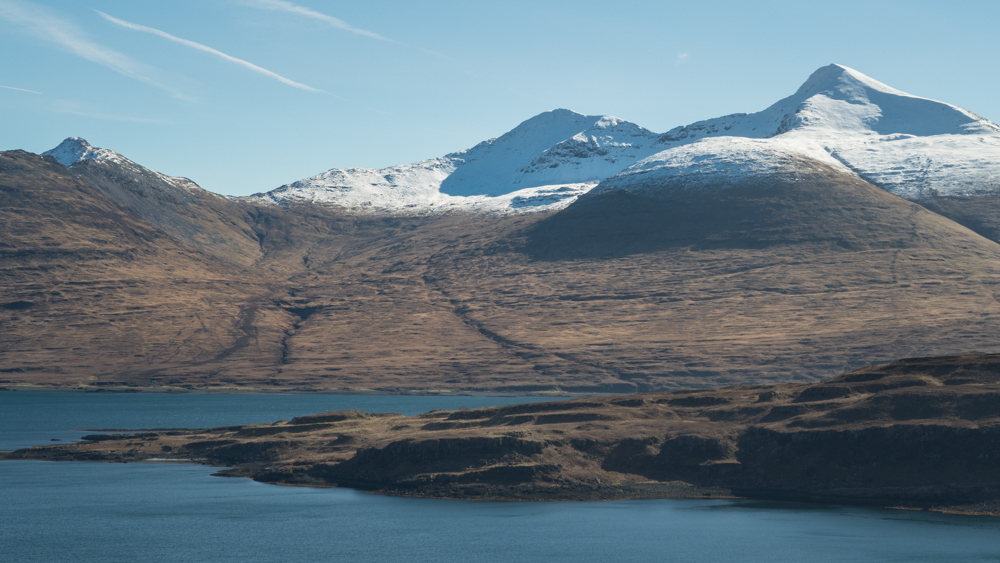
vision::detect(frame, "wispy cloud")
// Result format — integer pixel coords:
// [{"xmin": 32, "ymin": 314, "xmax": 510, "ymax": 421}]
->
[
  {"xmin": 240, "ymin": 0, "xmax": 450, "ymax": 60},
  {"xmin": 241, "ymin": 0, "xmax": 391, "ymax": 41},
  {"xmin": 0, "ymin": 0, "xmax": 187, "ymax": 98},
  {"xmin": 51, "ymin": 100, "xmax": 170, "ymax": 124},
  {"xmin": 676, "ymin": 53, "xmax": 690, "ymax": 66},
  {"xmin": 0, "ymin": 84, "xmax": 42, "ymax": 95},
  {"xmin": 97, "ymin": 10, "xmax": 324, "ymax": 93}
]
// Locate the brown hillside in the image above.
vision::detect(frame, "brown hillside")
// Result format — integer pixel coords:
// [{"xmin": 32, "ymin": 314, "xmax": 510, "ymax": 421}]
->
[
  {"xmin": 0, "ymin": 151, "xmax": 281, "ymax": 386},
  {"xmin": 4, "ymin": 152, "xmax": 1000, "ymax": 391}
]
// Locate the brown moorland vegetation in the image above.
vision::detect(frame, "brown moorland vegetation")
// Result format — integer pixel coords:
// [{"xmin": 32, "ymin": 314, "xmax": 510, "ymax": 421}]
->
[{"xmin": 4, "ymin": 151, "xmax": 1000, "ymax": 392}]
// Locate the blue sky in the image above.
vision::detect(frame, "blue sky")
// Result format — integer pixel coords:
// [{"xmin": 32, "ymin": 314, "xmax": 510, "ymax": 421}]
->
[{"xmin": 2, "ymin": 0, "xmax": 999, "ymax": 196}]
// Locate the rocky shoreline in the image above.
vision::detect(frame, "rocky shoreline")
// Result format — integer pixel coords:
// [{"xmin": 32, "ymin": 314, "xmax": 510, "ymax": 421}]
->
[{"xmin": 7, "ymin": 353, "xmax": 1000, "ymax": 515}]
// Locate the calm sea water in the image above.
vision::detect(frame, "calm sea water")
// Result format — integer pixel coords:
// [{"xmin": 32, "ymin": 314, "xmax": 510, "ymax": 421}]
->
[
  {"xmin": 0, "ymin": 391, "xmax": 557, "ymax": 451},
  {"xmin": 2, "ymin": 391, "xmax": 999, "ymax": 562}
]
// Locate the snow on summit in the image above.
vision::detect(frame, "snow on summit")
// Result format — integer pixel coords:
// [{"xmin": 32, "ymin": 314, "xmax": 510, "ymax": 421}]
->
[
  {"xmin": 259, "ymin": 64, "xmax": 1000, "ymax": 213},
  {"xmin": 598, "ymin": 64, "xmax": 1000, "ymax": 199},
  {"xmin": 44, "ymin": 137, "xmax": 124, "ymax": 168},
  {"xmin": 439, "ymin": 111, "xmax": 661, "ymax": 197},
  {"xmin": 257, "ymin": 109, "xmax": 661, "ymax": 214}
]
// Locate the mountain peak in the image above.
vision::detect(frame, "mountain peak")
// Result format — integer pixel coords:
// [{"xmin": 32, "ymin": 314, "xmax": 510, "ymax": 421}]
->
[
  {"xmin": 781, "ymin": 63, "xmax": 992, "ymax": 136},
  {"xmin": 617, "ymin": 64, "xmax": 1000, "ymax": 201},
  {"xmin": 491, "ymin": 109, "xmax": 601, "ymax": 146},
  {"xmin": 44, "ymin": 137, "xmax": 97, "ymax": 167},
  {"xmin": 265, "ymin": 108, "xmax": 660, "ymax": 210},
  {"xmin": 656, "ymin": 63, "xmax": 998, "ymax": 150},
  {"xmin": 498, "ymin": 109, "xmax": 646, "ymax": 144},
  {"xmin": 43, "ymin": 137, "xmax": 123, "ymax": 168},
  {"xmin": 793, "ymin": 64, "xmax": 909, "ymax": 100},
  {"xmin": 521, "ymin": 108, "xmax": 587, "ymax": 124}
]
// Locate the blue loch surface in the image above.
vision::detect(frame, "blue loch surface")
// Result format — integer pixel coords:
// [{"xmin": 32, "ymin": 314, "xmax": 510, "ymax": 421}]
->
[{"xmin": 2, "ymin": 392, "xmax": 999, "ymax": 562}]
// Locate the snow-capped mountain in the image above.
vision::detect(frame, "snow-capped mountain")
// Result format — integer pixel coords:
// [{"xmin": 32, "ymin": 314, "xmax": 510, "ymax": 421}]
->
[
  {"xmin": 254, "ymin": 109, "xmax": 662, "ymax": 214},
  {"xmin": 261, "ymin": 65, "xmax": 1000, "ymax": 214},
  {"xmin": 595, "ymin": 64, "xmax": 1000, "ymax": 198}
]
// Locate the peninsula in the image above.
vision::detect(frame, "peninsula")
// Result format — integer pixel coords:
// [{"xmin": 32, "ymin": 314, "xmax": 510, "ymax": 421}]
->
[{"xmin": 8, "ymin": 353, "xmax": 1000, "ymax": 516}]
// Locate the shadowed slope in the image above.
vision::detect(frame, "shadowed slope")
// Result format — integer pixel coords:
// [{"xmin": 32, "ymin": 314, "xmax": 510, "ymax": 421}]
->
[
  {"xmin": 917, "ymin": 194, "xmax": 1000, "ymax": 245},
  {"xmin": 524, "ymin": 160, "xmax": 982, "ymax": 259},
  {"xmin": 44, "ymin": 138, "xmax": 262, "ymax": 266}
]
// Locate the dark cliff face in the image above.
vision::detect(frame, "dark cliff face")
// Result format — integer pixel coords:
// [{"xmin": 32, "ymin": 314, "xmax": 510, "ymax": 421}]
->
[
  {"xmin": 600, "ymin": 423, "xmax": 1000, "ymax": 505},
  {"xmin": 733, "ymin": 425, "xmax": 1000, "ymax": 501}
]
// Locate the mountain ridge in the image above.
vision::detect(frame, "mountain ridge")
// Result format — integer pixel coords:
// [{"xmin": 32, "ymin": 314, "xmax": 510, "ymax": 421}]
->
[
  {"xmin": 42, "ymin": 137, "xmax": 263, "ymax": 265},
  {"xmin": 252, "ymin": 63, "xmax": 1000, "ymax": 214},
  {"xmin": 42, "ymin": 64, "xmax": 1000, "ymax": 216},
  {"xmin": 598, "ymin": 64, "xmax": 1000, "ymax": 200},
  {"xmin": 253, "ymin": 109, "xmax": 661, "ymax": 214}
]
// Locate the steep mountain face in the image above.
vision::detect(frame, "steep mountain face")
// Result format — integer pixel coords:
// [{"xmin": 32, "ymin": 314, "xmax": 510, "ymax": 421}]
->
[
  {"xmin": 6, "ymin": 139, "xmax": 1000, "ymax": 391},
  {"xmin": 44, "ymin": 138, "xmax": 262, "ymax": 266},
  {"xmin": 483, "ymin": 68, "xmax": 1000, "ymax": 389},
  {"xmin": 0, "ymin": 150, "xmax": 632, "ymax": 392},
  {"xmin": 255, "ymin": 110, "xmax": 661, "ymax": 213}
]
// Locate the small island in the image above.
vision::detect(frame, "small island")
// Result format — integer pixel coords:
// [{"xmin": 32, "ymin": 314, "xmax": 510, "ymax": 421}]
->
[{"xmin": 7, "ymin": 353, "xmax": 1000, "ymax": 516}]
